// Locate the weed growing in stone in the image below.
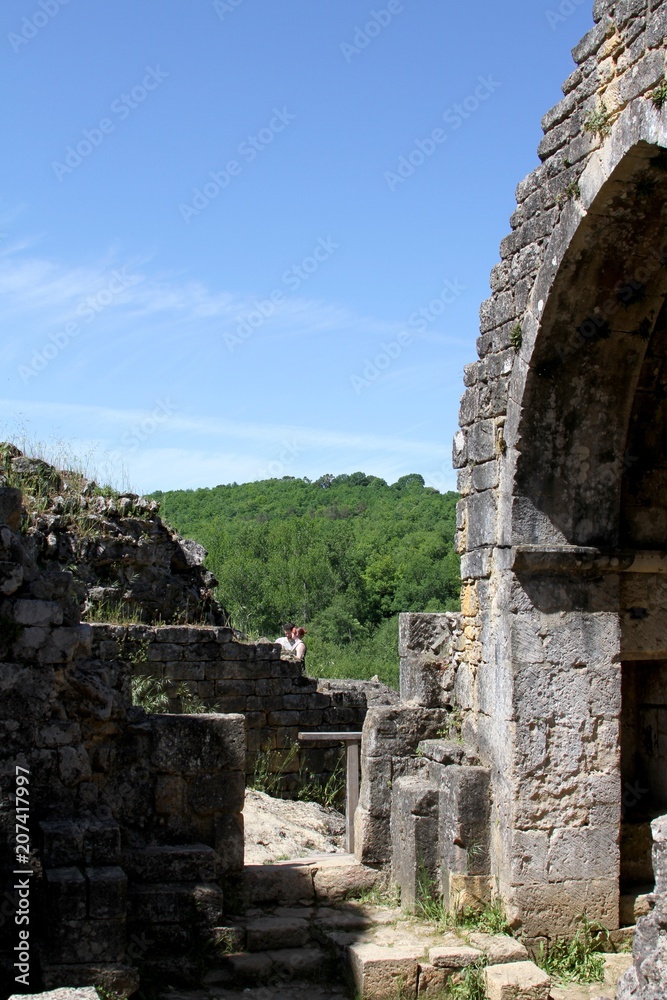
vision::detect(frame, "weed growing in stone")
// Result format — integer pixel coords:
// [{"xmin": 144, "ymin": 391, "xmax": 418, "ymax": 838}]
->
[
  {"xmin": 651, "ymin": 78, "xmax": 667, "ymax": 109},
  {"xmin": 346, "ymin": 880, "xmax": 401, "ymax": 907},
  {"xmin": 415, "ymin": 861, "xmax": 447, "ymax": 922},
  {"xmin": 556, "ymin": 180, "xmax": 580, "ymax": 205},
  {"xmin": 252, "ymin": 741, "xmax": 346, "ymax": 807},
  {"xmin": 537, "ymin": 915, "xmax": 607, "ymax": 984},
  {"xmin": 436, "ymin": 962, "xmax": 486, "ymax": 1000},
  {"xmin": 453, "ymin": 898, "xmax": 512, "ymax": 936},
  {"xmin": 510, "ymin": 322, "xmax": 523, "ymax": 350},
  {"xmin": 583, "ymin": 101, "xmax": 613, "ymax": 138},
  {"xmin": 131, "ymin": 675, "xmax": 171, "ymax": 713}
]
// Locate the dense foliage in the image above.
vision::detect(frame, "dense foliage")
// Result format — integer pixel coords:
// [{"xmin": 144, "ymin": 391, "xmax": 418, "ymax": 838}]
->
[{"xmin": 150, "ymin": 472, "xmax": 460, "ymax": 688}]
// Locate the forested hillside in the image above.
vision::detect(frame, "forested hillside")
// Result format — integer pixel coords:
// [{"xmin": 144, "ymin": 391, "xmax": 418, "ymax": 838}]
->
[{"xmin": 150, "ymin": 473, "xmax": 460, "ymax": 688}]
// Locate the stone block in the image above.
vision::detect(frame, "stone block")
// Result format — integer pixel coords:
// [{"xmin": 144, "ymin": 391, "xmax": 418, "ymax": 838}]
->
[
  {"xmin": 439, "ymin": 765, "xmax": 491, "ymax": 882},
  {"xmin": 155, "ymin": 774, "xmax": 186, "ymax": 815},
  {"xmin": 122, "ymin": 844, "xmax": 217, "ymax": 883},
  {"xmin": 243, "ymin": 861, "xmax": 314, "ymax": 905},
  {"xmin": 245, "ymin": 915, "xmax": 310, "ymax": 951},
  {"xmin": 48, "ymin": 917, "xmax": 126, "ymax": 964},
  {"xmin": 391, "ymin": 776, "xmax": 439, "ymax": 908},
  {"xmin": 215, "ymin": 811, "xmax": 244, "ymax": 872},
  {"xmin": 428, "ymin": 945, "xmax": 483, "ymax": 968},
  {"xmin": 347, "ymin": 942, "xmax": 423, "ymax": 999},
  {"xmin": 0, "ymin": 486, "xmax": 22, "ymax": 530},
  {"xmin": 83, "ymin": 820, "xmax": 121, "ymax": 865},
  {"xmin": 38, "ymin": 967, "xmax": 140, "ymax": 997},
  {"xmin": 129, "ymin": 883, "xmax": 195, "ymax": 923},
  {"xmin": 86, "ymin": 866, "xmax": 127, "ymax": 919},
  {"xmin": 14, "ymin": 598, "xmax": 63, "ymax": 626},
  {"xmin": 311, "ymin": 854, "xmax": 384, "ymax": 903},
  {"xmin": 188, "ymin": 770, "xmax": 245, "ymax": 816},
  {"xmin": 444, "ymin": 874, "xmax": 492, "ymax": 911},
  {"xmin": 484, "ymin": 960, "xmax": 551, "ymax": 1000},
  {"xmin": 465, "ymin": 491, "xmax": 497, "ymax": 550},
  {"xmin": 40, "ymin": 821, "xmax": 84, "ymax": 867},
  {"xmin": 468, "ymin": 933, "xmax": 529, "ymax": 965},
  {"xmin": 416, "ymin": 963, "xmax": 450, "ymax": 998},
  {"xmin": 45, "ymin": 867, "xmax": 87, "ymax": 921},
  {"xmin": 149, "ymin": 712, "xmax": 245, "ymax": 774},
  {"xmin": 12, "ymin": 990, "xmax": 100, "ymax": 1000}
]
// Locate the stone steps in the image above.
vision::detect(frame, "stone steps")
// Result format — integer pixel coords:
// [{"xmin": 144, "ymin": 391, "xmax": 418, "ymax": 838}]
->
[{"xmin": 147, "ymin": 852, "xmax": 635, "ymax": 999}]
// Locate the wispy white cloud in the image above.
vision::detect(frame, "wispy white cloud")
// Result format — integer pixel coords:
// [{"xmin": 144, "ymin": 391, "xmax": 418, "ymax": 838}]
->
[{"xmin": 0, "ymin": 397, "xmax": 447, "ymax": 458}]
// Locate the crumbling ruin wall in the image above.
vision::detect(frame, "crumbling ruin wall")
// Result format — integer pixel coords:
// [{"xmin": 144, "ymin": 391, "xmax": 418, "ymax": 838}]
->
[
  {"xmin": 0, "ymin": 487, "xmax": 245, "ymax": 996},
  {"xmin": 617, "ymin": 814, "xmax": 667, "ymax": 999},
  {"xmin": 88, "ymin": 624, "xmax": 397, "ymax": 794},
  {"xmin": 452, "ymin": 0, "xmax": 667, "ymax": 943},
  {"xmin": 0, "ymin": 444, "xmax": 227, "ymax": 626}
]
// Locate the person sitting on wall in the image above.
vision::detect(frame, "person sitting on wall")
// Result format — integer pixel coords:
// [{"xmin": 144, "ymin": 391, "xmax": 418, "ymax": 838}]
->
[
  {"xmin": 275, "ymin": 622, "xmax": 296, "ymax": 651},
  {"xmin": 293, "ymin": 627, "xmax": 307, "ymax": 660}
]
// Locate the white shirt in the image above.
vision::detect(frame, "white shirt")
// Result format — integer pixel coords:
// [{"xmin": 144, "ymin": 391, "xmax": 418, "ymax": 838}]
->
[{"xmin": 275, "ymin": 636, "xmax": 296, "ymax": 650}]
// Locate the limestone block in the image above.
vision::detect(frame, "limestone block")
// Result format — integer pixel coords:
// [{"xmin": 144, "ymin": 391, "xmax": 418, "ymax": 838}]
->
[
  {"xmin": 416, "ymin": 962, "xmax": 450, "ymax": 998},
  {"xmin": 149, "ymin": 712, "xmax": 245, "ymax": 774},
  {"xmin": 188, "ymin": 770, "xmax": 245, "ymax": 816},
  {"xmin": 39, "ymin": 967, "xmax": 140, "ymax": 998},
  {"xmin": 245, "ymin": 915, "xmax": 310, "ymax": 951},
  {"xmin": 510, "ymin": 878, "xmax": 619, "ymax": 939},
  {"xmin": 83, "ymin": 820, "xmax": 121, "ymax": 865},
  {"xmin": 9, "ymin": 991, "xmax": 100, "ymax": 1000},
  {"xmin": 348, "ymin": 942, "xmax": 423, "ymax": 999},
  {"xmin": 45, "ymin": 867, "xmax": 87, "ymax": 921},
  {"xmin": 468, "ymin": 933, "xmax": 529, "ymax": 965},
  {"xmin": 444, "ymin": 874, "xmax": 492, "ymax": 911},
  {"xmin": 546, "ymin": 826, "xmax": 618, "ymax": 882},
  {"xmin": 484, "ymin": 960, "xmax": 551, "ymax": 999},
  {"xmin": 465, "ymin": 491, "xmax": 497, "ymax": 550},
  {"xmin": 439, "ymin": 765, "xmax": 491, "ymax": 880},
  {"xmin": 215, "ymin": 811, "xmax": 244, "ymax": 872},
  {"xmin": 121, "ymin": 844, "xmax": 217, "ymax": 883},
  {"xmin": 243, "ymin": 860, "xmax": 314, "ymax": 905},
  {"xmin": 40, "ymin": 821, "xmax": 84, "ymax": 867},
  {"xmin": 312, "ymin": 854, "xmax": 384, "ymax": 902},
  {"xmin": 86, "ymin": 866, "xmax": 127, "ymax": 919},
  {"xmin": 155, "ymin": 774, "xmax": 187, "ymax": 815},
  {"xmin": 129, "ymin": 883, "xmax": 196, "ymax": 923},
  {"xmin": 48, "ymin": 917, "xmax": 126, "ymax": 963},
  {"xmin": 391, "ymin": 776, "xmax": 439, "ymax": 908},
  {"xmin": 192, "ymin": 882, "xmax": 225, "ymax": 928},
  {"xmin": 428, "ymin": 945, "xmax": 483, "ymax": 968}
]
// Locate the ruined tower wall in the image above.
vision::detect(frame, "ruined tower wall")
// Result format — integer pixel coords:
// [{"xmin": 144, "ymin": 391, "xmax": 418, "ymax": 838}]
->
[
  {"xmin": 454, "ymin": 0, "xmax": 667, "ymax": 940},
  {"xmin": 0, "ymin": 492, "xmax": 245, "ymax": 993}
]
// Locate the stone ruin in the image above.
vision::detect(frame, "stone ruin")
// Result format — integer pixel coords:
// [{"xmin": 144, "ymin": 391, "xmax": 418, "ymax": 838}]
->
[
  {"xmin": 351, "ymin": 0, "xmax": 667, "ymax": 994},
  {"xmin": 0, "ymin": 470, "xmax": 393, "ymax": 996},
  {"xmin": 3, "ymin": 1, "xmax": 667, "ymax": 998}
]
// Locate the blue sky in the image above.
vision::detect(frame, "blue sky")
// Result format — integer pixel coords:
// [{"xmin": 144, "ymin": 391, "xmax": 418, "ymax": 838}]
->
[{"xmin": 1, "ymin": 0, "xmax": 594, "ymax": 494}]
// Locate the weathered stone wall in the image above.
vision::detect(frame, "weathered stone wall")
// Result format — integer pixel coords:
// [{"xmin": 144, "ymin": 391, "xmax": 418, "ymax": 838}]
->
[
  {"xmin": 617, "ymin": 814, "xmax": 667, "ymax": 999},
  {"xmin": 0, "ymin": 490, "xmax": 245, "ymax": 995},
  {"xmin": 451, "ymin": 0, "xmax": 667, "ymax": 942},
  {"xmin": 0, "ymin": 444, "xmax": 227, "ymax": 625},
  {"xmin": 89, "ymin": 624, "xmax": 397, "ymax": 794}
]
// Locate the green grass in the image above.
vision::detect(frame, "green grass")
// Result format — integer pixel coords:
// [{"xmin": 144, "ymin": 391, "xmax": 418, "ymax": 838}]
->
[
  {"xmin": 414, "ymin": 862, "xmax": 512, "ymax": 936},
  {"xmin": 537, "ymin": 915, "xmax": 607, "ymax": 984},
  {"xmin": 251, "ymin": 740, "xmax": 346, "ymax": 808}
]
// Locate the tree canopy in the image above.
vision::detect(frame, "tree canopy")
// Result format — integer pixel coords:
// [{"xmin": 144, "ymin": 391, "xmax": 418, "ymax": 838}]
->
[{"xmin": 150, "ymin": 473, "xmax": 460, "ymax": 687}]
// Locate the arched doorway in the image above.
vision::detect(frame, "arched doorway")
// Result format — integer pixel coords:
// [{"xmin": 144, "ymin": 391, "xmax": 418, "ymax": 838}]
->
[{"xmin": 502, "ymin": 138, "xmax": 667, "ymax": 936}]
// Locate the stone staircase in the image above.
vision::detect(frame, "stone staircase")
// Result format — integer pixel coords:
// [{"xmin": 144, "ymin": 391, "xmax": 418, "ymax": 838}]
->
[{"xmin": 156, "ymin": 854, "xmax": 635, "ymax": 999}]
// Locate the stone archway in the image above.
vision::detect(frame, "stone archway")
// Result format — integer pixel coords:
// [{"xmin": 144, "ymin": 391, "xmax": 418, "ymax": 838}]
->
[{"xmin": 469, "ymin": 106, "xmax": 667, "ymax": 940}]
